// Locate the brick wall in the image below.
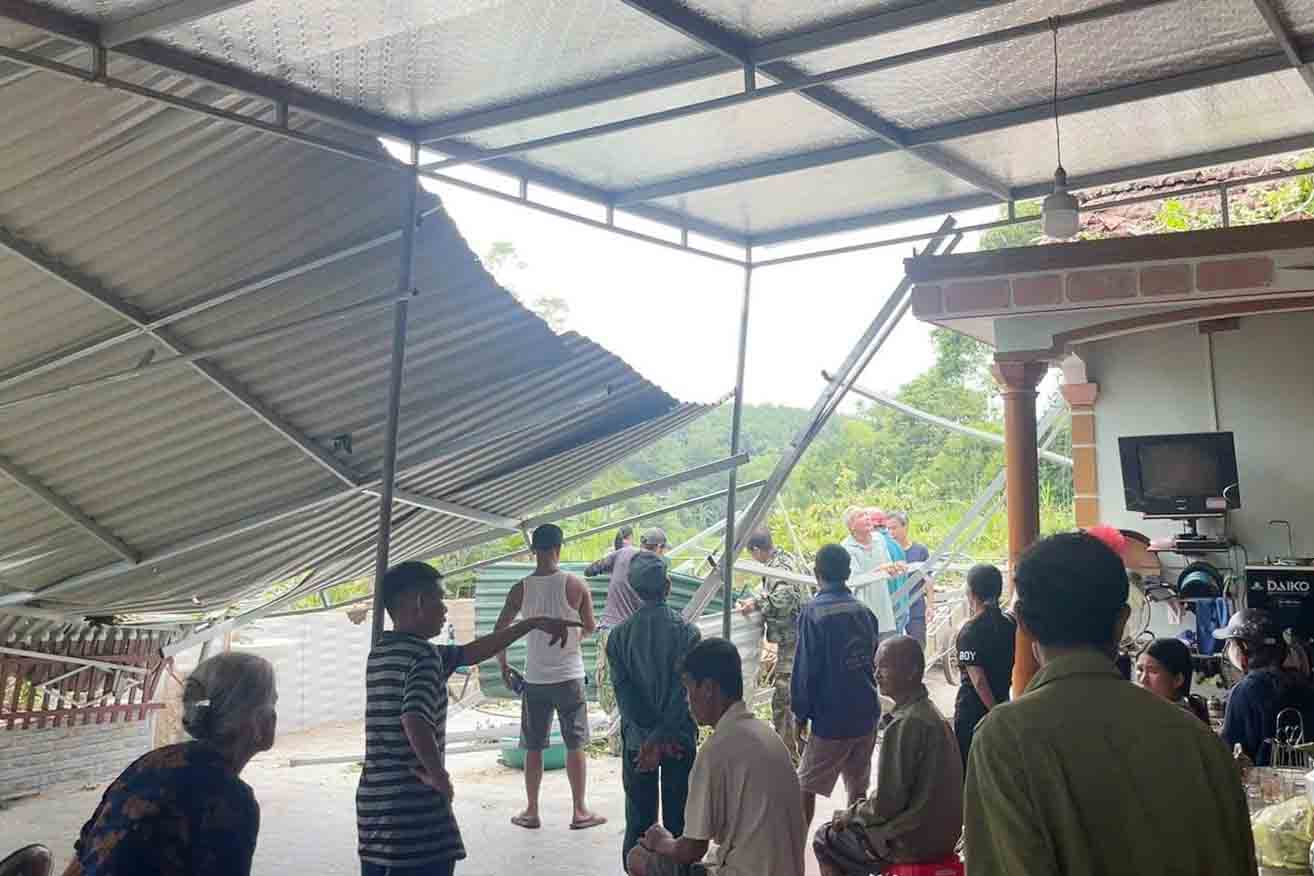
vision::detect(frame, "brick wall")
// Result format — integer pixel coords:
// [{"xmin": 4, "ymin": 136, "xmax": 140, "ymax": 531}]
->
[{"xmin": 0, "ymin": 717, "xmax": 155, "ymax": 794}]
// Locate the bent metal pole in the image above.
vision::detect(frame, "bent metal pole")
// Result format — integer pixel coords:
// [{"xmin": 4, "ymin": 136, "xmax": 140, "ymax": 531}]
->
[
  {"xmin": 723, "ymin": 258, "xmax": 753, "ymax": 638},
  {"xmin": 371, "ymin": 142, "xmax": 421, "ymax": 644}
]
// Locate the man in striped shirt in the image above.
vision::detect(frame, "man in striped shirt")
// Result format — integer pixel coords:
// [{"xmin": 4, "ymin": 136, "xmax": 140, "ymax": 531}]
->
[{"xmin": 357, "ymin": 560, "xmax": 578, "ymax": 875}]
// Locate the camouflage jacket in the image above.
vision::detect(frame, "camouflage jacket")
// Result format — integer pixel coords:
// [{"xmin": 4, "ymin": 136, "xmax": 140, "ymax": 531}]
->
[{"xmin": 758, "ymin": 550, "xmax": 811, "ymax": 651}]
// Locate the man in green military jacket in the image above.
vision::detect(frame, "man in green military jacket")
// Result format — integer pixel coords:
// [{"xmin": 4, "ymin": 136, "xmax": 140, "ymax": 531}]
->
[{"xmin": 738, "ymin": 529, "xmax": 811, "ymax": 763}]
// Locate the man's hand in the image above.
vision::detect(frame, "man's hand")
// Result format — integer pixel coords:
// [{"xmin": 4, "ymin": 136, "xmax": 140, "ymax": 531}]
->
[
  {"xmin": 413, "ymin": 765, "xmax": 455, "ymax": 800},
  {"xmin": 831, "ymin": 809, "xmax": 854, "ymax": 831},
  {"xmin": 635, "ymin": 742, "xmax": 660, "ymax": 773},
  {"xmin": 737, "ymin": 598, "xmax": 757, "ymax": 617},
  {"xmin": 641, "ymin": 823, "xmax": 674, "ymax": 851},
  {"xmin": 501, "ymin": 664, "xmax": 522, "ymax": 692},
  {"xmin": 527, "ymin": 616, "xmax": 581, "ymax": 647}
]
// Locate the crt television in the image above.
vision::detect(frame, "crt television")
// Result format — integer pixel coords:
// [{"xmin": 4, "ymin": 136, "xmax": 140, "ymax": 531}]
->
[{"xmin": 1119, "ymin": 431, "xmax": 1241, "ymax": 517}]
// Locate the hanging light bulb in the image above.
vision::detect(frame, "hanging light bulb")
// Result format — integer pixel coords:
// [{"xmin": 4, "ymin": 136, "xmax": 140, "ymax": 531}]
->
[
  {"xmin": 1043, "ymin": 167, "xmax": 1080, "ymax": 239},
  {"xmin": 1042, "ymin": 16, "xmax": 1080, "ymax": 239}
]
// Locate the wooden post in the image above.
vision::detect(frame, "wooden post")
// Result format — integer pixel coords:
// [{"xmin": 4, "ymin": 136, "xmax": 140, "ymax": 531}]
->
[{"xmin": 993, "ymin": 359, "xmax": 1048, "ymax": 694}]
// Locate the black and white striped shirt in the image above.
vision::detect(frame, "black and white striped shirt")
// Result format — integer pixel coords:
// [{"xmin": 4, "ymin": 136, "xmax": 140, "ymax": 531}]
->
[{"xmin": 356, "ymin": 632, "xmax": 466, "ymax": 867}]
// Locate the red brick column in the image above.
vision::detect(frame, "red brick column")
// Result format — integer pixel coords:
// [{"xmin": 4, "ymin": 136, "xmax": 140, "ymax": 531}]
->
[{"xmin": 993, "ymin": 359, "xmax": 1047, "ymax": 695}]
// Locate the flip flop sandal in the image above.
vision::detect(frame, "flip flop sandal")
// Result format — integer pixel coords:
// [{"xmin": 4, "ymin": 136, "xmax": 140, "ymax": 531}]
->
[
  {"xmin": 569, "ymin": 814, "xmax": 608, "ymax": 830},
  {"xmin": 511, "ymin": 814, "xmax": 541, "ymax": 829}
]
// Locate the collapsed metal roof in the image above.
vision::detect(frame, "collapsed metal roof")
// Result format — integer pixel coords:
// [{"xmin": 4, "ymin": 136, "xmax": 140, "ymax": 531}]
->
[
  {"xmin": 3, "ymin": 0, "xmax": 1313, "ymax": 251},
  {"xmin": 0, "ymin": 49, "xmax": 714, "ymax": 620}
]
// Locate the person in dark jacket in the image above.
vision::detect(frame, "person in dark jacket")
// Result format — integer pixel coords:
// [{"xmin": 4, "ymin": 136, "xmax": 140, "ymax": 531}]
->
[
  {"xmin": 607, "ymin": 551, "xmax": 702, "ymax": 871},
  {"xmin": 1219, "ymin": 608, "xmax": 1314, "ymax": 765},
  {"xmin": 792, "ymin": 543, "xmax": 881, "ymax": 827}
]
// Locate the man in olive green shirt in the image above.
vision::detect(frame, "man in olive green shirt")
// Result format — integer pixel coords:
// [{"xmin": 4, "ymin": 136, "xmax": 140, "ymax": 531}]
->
[
  {"xmin": 814, "ymin": 636, "xmax": 962, "ymax": 874},
  {"xmin": 964, "ymin": 532, "xmax": 1256, "ymax": 876}
]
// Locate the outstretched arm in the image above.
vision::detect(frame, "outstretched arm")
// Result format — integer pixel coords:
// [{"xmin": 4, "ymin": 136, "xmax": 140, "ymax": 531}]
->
[
  {"xmin": 463, "ymin": 616, "xmax": 577, "ymax": 667},
  {"xmin": 494, "ymin": 580, "xmax": 525, "ymax": 673}
]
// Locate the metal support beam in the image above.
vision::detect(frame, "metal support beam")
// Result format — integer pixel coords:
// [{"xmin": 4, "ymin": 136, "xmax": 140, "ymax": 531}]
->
[
  {"xmin": 683, "ymin": 218, "xmax": 960, "ymax": 621},
  {"xmin": 0, "ymin": 224, "xmax": 362, "ymax": 487},
  {"xmin": 101, "ymin": 0, "xmax": 255, "ymax": 47},
  {"xmin": 440, "ymin": 479, "xmax": 767, "ymax": 579},
  {"xmin": 0, "ymin": 226, "xmax": 407, "ymax": 395},
  {"xmin": 0, "ymin": 454, "xmax": 137, "ymax": 561},
  {"xmin": 756, "ymin": 60, "xmax": 1011, "ymax": 201},
  {"xmin": 828, "ymin": 373, "xmax": 1073, "ymax": 467},
  {"xmin": 897, "ymin": 397, "xmax": 1068, "ymax": 606},
  {"xmin": 37, "ymin": 389, "xmax": 625, "ymax": 600},
  {"xmin": 0, "ymin": 291, "xmax": 408, "ymax": 415},
  {"xmin": 723, "ymin": 259, "xmax": 753, "ymax": 638},
  {"xmin": 375, "ymin": 489, "xmax": 520, "ymax": 531},
  {"xmin": 521, "ymin": 452, "xmax": 749, "ymax": 527},
  {"xmin": 1251, "ymin": 0, "xmax": 1314, "ymax": 97},
  {"xmin": 371, "ymin": 142, "xmax": 420, "ymax": 643}
]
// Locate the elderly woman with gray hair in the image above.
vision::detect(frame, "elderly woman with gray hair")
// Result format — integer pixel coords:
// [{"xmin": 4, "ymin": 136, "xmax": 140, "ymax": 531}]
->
[{"xmin": 61, "ymin": 652, "xmax": 277, "ymax": 876}]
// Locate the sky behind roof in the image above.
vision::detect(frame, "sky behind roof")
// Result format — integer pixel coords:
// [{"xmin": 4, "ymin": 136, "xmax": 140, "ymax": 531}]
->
[{"xmin": 425, "ymin": 174, "xmax": 999, "ymax": 409}]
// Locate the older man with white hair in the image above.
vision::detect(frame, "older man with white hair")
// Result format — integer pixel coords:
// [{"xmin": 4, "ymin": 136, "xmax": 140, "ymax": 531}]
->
[{"xmin": 840, "ymin": 506, "xmax": 901, "ymax": 642}]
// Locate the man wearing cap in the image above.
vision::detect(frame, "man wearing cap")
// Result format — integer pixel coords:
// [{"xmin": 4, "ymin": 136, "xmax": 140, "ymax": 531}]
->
[
  {"xmin": 607, "ymin": 550, "xmax": 701, "ymax": 870},
  {"xmin": 1218, "ymin": 607, "xmax": 1314, "ymax": 766},
  {"xmin": 495, "ymin": 523, "xmax": 607, "ymax": 831},
  {"xmin": 586, "ymin": 526, "xmax": 669, "ymax": 725},
  {"xmin": 737, "ymin": 529, "xmax": 809, "ymax": 763}
]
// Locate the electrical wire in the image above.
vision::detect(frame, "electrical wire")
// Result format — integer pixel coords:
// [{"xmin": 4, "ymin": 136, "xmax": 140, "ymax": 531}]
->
[{"xmin": 1050, "ymin": 16, "xmax": 1063, "ymax": 170}]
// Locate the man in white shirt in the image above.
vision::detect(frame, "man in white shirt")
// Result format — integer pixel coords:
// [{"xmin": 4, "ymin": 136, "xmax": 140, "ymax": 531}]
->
[
  {"xmin": 840, "ymin": 507, "xmax": 902, "ymax": 640},
  {"xmin": 629, "ymin": 638, "xmax": 805, "ymax": 876},
  {"xmin": 494, "ymin": 523, "xmax": 606, "ymax": 831}
]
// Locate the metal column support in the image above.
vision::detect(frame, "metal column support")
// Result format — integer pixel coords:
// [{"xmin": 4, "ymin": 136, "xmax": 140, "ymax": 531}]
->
[
  {"xmin": 370, "ymin": 143, "xmax": 421, "ymax": 644},
  {"xmin": 722, "ymin": 259, "xmax": 753, "ymax": 638}
]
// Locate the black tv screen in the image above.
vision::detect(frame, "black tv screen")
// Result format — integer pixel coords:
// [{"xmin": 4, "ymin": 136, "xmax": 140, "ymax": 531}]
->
[{"xmin": 1119, "ymin": 432, "xmax": 1240, "ymax": 517}]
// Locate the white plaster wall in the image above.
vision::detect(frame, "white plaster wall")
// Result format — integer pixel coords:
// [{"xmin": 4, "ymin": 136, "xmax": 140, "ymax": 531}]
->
[{"xmin": 1079, "ymin": 311, "xmax": 1314, "ymax": 561}]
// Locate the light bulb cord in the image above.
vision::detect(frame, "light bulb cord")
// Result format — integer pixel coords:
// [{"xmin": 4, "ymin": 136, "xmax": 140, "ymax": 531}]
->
[{"xmin": 1050, "ymin": 15, "xmax": 1062, "ymax": 171}]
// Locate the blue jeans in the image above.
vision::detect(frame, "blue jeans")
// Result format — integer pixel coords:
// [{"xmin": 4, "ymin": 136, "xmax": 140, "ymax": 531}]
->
[{"xmin": 361, "ymin": 860, "xmax": 456, "ymax": 876}]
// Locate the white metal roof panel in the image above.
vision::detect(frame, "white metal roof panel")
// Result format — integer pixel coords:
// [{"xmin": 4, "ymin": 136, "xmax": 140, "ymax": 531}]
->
[
  {"xmin": 469, "ymin": 86, "xmax": 871, "ymax": 190},
  {"xmin": 937, "ymin": 69, "xmax": 1314, "ymax": 193},
  {"xmin": 680, "ymin": 0, "xmax": 914, "ymax": 43},
  {"xmin": 649, "ymin": 148, "xmax": 984, "ymax": 236},
  {"xmin": 146, "ymin": 0, "xmax": 709, "ymax": 122},
  {"xmin": 790, "ymin": 0, "xmax": 1276, "ymax": 130},
  {"xmin": 10, "ymin": 0, "xmax": 1314, "ymax": 246}
]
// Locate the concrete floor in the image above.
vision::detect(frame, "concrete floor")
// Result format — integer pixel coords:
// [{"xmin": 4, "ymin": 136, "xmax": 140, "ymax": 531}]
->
[{"xmin": 5, "ymin": 680, "xmax": 959, "ymax": 875}]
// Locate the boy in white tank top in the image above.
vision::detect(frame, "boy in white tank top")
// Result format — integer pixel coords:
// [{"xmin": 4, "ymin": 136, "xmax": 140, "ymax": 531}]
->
[{"xmin": 494, "ymin": 523, "xmax": 607, "ymax": 831}]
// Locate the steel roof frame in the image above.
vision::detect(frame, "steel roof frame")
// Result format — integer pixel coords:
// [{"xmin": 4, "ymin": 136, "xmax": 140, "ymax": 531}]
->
[
  {"xmin": 0, "ymin": 222, "xmax": 365, "ymax": 489},
  {"xmin": 1251, "ymin": 0, "xmax": 1314, "ymax": 98},
  {"xmin": 416, "ymin": 0, "xmax": 1022, "ymax": 142},
  {"xmin": 612, "ymin": 0, "xmax": 1011, "ymax": 201},
  {"xmin": 7, "ymin": 0, "xmax": 1314, "ymax": 630},
  {"xmin": 2, "ymin": 0, "xmax": 1312, "ymax": 256}
]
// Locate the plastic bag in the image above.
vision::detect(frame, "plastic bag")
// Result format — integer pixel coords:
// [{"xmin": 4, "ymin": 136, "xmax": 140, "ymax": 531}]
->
[{"xmin": 1253, "ymin": 794, "xmax": 1314, "ymax": 869}]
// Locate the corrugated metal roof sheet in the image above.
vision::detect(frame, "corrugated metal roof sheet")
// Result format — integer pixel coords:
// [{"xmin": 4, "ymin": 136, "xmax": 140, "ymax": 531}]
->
[
  {"xmin": 0, "ymin": 51, "xmax": 716, "ymax": 621},
  {"xmin": 8, "ymin": 1, "xmax": 1314, "ymax": 246}
]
